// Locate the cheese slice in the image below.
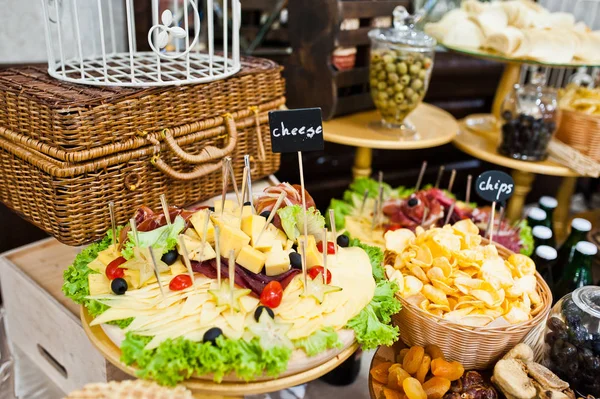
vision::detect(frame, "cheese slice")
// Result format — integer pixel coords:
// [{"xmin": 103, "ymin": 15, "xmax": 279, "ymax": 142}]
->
[
  {"xmin": 297, "ymin": 235, "xmax": 322, "ymax": 268},
  {"xmin": 189, "ymin": 242, "xmax": 217, "ymax": 263},
  {"xmin": 212, "ymin": 212, "xmax": 241, "ymax": 230},
  {"xmin": 241, "ymin": 214, "xmax": 267, "ymax": 245},
  {"xmin": 265, "ymin": 242, "xmax": 291, "ymax": 276},
  {"xmin": 218, "ymin": 224, "xmax": 250, "ymax": 258},
  {"xmin": 236, "ymin": 245, "xmax": 267, "ymax": 274},
  {"xmin": 169, "ymin": 260, "xmax": 188, "ymax": 276},
  {"xmin": 267, "ymin": 224, "xmax": 287, "ymax": 245},
  {"xmin": 213, "ymin": 199, "xmax": 235, "ymax": 213},
  {"xmin": 189, "ymin": 211, "xmax": 215, "ymax": 242},
  {"xmin": 184, "ymin": 228, "xmax": 201, "ymax": 240},
  {"xmin": 88, "ymin": 273, "xmax": 111, "ymax": 296},
  {"xmin": 87, "ymin": 258, "xmax": 106, "ymax": 274},
  {"xmin": 284, "ymin": 240, "xmax": 295, "ymax": 251},
  {"xmin": 97, "ymin": 246, "xmax": 120, "ymax": 266}
]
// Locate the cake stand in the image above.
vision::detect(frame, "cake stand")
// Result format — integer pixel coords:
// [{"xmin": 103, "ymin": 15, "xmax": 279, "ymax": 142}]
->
[
  {"xmin": 323, "ymin": 103, "xmax": 459, "ymax": 178},
  {"xmin": 81, "ymin": 307, "xmax": 359, "ymax": 399}
]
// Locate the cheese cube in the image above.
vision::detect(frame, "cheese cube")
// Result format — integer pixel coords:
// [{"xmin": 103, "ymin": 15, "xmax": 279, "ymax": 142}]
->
[
  {"xmin": 242, "ymin": 205, "xmax": 253, "ymax": 219},
  {"xmin": 218, "ymin": 224, "xmax": 250, "ymax": 259},
  {"xmin": 265, "ymin": 242, "xmax": 291, "ymax": 276},
  {"xmin": 184, "ymin": 228, "xmax": 201, "ymax": 240},
  {"xmin": 267, "ymin": 224, "xmax": 288, "ymax": 244},
  {"xmin": 189, "ymin": 242, "xmax": 217, "ymax": 262},
  {"xmin": 189, "ymin": 211, "xmax": 215, "ymax": 242},
  {"xmin": 213, "ymin": 199, "xmax": 235, "ymax": 213},
  {"xmin": 241, "ymin": 214, "xmax": 267, "ymax": 245},
  {"xmin": 254, "ymin": 230, "xmax": 279, "ymax": 252},
  {"xmin": 87, "ymin": 258, "xmax": 106, "ymax": 274},
  {"xmin": 97, "ymin": 246, "xmax": 120, "ymax": 266},
  {"xmin": 88, "ymin": 273, "xmax": 111, "ymax": 296},
  {"xmin": 124, "ymin": 269, "xmax": 141, "ymax": 288},
  {"xmin": 297, "ymin": 235, "xmax": 322, "ymax": 268},
  {"xmin": 170, "ymin": 260, "xmax": 188, "ymax": 276},
  {"xmin": 212, "ymin": 213, "xmax": 241, "ymax": 230},
  {"xmin": 284, "ymin": 240, "xmax": 294, "ymax": 251},
  {"xmin": 236, "ymin": 245, "xmax": 267, "ymax": 274}
]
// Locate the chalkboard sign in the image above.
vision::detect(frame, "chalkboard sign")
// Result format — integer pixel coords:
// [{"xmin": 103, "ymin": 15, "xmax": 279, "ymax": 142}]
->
[
  {"xmin": 475, "ymin": 171, "xmax": 515, "ymax": 203},
  {"xmin": 268, "ymin": 108, "xmax": 324, "ymax": 153}
]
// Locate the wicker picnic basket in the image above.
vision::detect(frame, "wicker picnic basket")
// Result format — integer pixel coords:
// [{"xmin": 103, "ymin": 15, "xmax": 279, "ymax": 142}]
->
[
  {"xmin": 389, "ymin": 239, "xmax": 552, "ymax": 370},
  {"xmin": 555, "ymin": 109, "xmax": 600, "ymax": 162},
  {"xmin": 0, "ymin": 58, "xmax": 284, "ymax": 246}
]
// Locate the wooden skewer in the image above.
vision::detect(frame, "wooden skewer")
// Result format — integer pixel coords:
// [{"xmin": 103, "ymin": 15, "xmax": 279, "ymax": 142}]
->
[
  {"xmin": 444, "ymin": 202, "xmax": 456, "ymax": 226},
  {"xmin": 360, "ymin": 189, "xmax": 370, "ymax": 215},
  {"xmin": 255, "ymin": 192, "xmax": 286, "ymax": 247},
  {"xmin": 415, "ymin": 161, "xmax": 427, "ymax": 192},
  {"xmin": 328, "ymin": 209, "xmax": 337, "ymax": 260},
  {"xmin": 239, "ymin": 167, "xmax": 249, "ymax": 223},
  {"xmin": 214, "ymin": 225, "xmax": 221, "ymax": 286},
  {"xmin": 371, "ymin": 197, "xmax": 379, "ymax": 231},
  {"xmin": 300, "ymin": 237, "xmax": 308, "ymax": 291},
  {"xmin": 220, "ymin": 161, "xmax": 228, "ymax": 216},
  {"xmin": 160, "ymin": 194, "xmax": 171, "ymax": 225},
  {"xmin": 198, "ymin": 209, "xmax": 211, "ymax": 265},
  {"xmin": 447, "ymin": 169, "xmax": 457, "ymax": 193},
  {"xmin": 496, "ymin": 205, "xmax": 506, "ymax": 237},
  {"xmin": 108, "ymin": 201, "xmax": 118, "ymax": 248},
  {"xmin": 225, "ymin": 157, "xmax": 241, "ymax": 207},
  {"xmin": 244, "ymin": 155, "xmax": 256, "ymax": 214},
  {"xmin": 421, "ymin": 207, "xmax": 429, "ymax": 227},
  {"xmin": 434, "ymin": 165, "xmax": 445, "ymax": 189},
  {"xmin": 129, "ymin": 218, "xmax": 139, "ymax": 246},
  {"xmin": 298, "ymin": 151, "xmax": 309, "ymax": 294},
  {"xmin": 229, "ymin": 249, "xmax": 235, "ymax": 308},
  {"xmin": 147, "ymin": 246, "xmax": 166, "ymax": 300},
  {"xmin": 465, "ymin": 174, "xmax": 472, "ymax": 204},
  {"xmin": 177, "ymin": 236, "xmax": 195, "ymax": 284},
  {"xmin": 322, "ymin": 228, "xmax": 328, "ymax": 285},
  {"xmin": 487, "ymin": 201, "xmax": 497, "ymax": 242}
]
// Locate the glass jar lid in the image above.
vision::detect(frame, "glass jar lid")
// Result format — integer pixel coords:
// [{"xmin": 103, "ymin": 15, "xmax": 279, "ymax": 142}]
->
[
  {"xmin": 572, "ymin": 286, "xmax": 600, "ymax": 319},
  {"xmin": 368, "ymin": 6, "xmax": 436, "ymax": 50}
]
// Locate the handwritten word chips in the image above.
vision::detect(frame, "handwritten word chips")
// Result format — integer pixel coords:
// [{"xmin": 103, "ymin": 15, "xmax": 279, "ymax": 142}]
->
[{"xmin": 384, "ymin": 220, "xmax": 541, "ymax": 327}]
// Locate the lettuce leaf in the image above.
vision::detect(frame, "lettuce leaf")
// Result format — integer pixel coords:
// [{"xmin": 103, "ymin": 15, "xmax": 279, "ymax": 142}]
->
[
  {"xmin": 348, "ymin": 177, "xmax": 392, "ymax": 198},
  {"xmin": 277, "ymin": 205, "xmax": 325, "ymax": 241},
  {"xmin": 346, "ymin": 279, "xmax": 401, "ymax": 350},
  {"xmin": 393, "ymin": 186, "xmax": 415, "ymax": 199},
  {"xmin": 518, "ymin": 220, "xmax": 534, "ymax": 256},
  {"xmin": 326, "ymin": 199, "xmax": 354, "ymax": 230},
  {"xmin": 120, "ymin": 333, "xmax": 291, "ymax": 386},
  {"xmin": 293, "ymin": 327, "xmax": 342, "ymax": 357},
  {"xmin": 349, "ymin": 237, "xmax": 385, "ymax": 283},
  {"xmin": 122, "ymin": 216, "xmax": 186, "ymax": 260}
]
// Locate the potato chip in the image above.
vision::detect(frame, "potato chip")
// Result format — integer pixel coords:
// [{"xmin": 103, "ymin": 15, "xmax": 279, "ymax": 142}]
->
[
  {"xmin": 447, "ymin": 296, "xmax": 458, "ymax": 310},
  {"xmin": 528, "ymin": 291, "xmax": 541, "ymax": 305},
  {"xmin": 481, "ymin": 258, "xmax": 514, "ymax": 289},
  {"xmin": 385, "ymin": 229, "xmax": 416, "ymax": 254},
  {"xmin": 504, "ymin": 304, "xmax": 530, "ymax": 324},
  {"xmin": 428, "ymin": 303, "xmax": 451, "ymax": 312},
  {"xmin": 452, "ymin": 219, "xmax": 479, "ymax": 236},
  {"xmin": 432, "ymin": 257, "xmax": 454, "ymax": 278},
  {"xmin": 432, "ymin": 279, "xmax": 458, "ymax": 295},
  {"xmin": 385, "ymin": 265, "xmax": 404, "ymax": 293},
  {"xmin": 513, "ymin": 275, "xmax": 537, "ymax": 294},
  {"xmin": 422, "ymin": 284, "xmax": 450, "ymax": 307},
  {"xmin": 444, "ymin": 306, "xmax": 475, "ymax": 322},
  {"xmin": 433, "ymin": 232, "xmax": 462, "ymax": 252},
  {"xmin": 414, "ymin": 244, "xmax": 433, "ymax": 267},
  {"xmin": 459, "ymin": 314, "xmax": 494, "ymax": 327},
  {"xmin": 507, "ymin": 254, "xmax": 536, "ymax": 277},
  {"xmin": 404, "ymin": 275, "xmax": 424, "ymax": 297},
  {"xmin": 482, "ymin": 244, "xmax": 499, "ymax": 259},
  {"xmin": 409, "ymin": 265, "xmax": 430, "ymax": 283}
]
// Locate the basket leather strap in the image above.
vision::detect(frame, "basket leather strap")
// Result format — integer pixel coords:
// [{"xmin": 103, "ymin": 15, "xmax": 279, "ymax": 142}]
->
[{"xmin": 152, "ymin": 159, "xmax": 223, "ymax": 181}]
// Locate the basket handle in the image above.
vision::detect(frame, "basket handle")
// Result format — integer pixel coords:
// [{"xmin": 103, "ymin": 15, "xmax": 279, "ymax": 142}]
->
[
  {"xmin": 161, "ymin": 113, "xmax": 238, "ymax": 164},
  {"xmin": 152, "ymin": 157, "xmax": 223, "ymax": 181}
]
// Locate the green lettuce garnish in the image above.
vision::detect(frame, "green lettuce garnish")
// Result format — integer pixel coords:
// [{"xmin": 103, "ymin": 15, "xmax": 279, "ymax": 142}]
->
[
  {"xmin": 350, "ymin": 237, "xmax": 385, "ymax": 282},
  {"xmin": 327, "ymin": 199, "xmax": 354, "ymax": 230},
  {"xmin": 519, "ymin": 220, "xmax": 534, "ymax": 256},
  {"xmin": 121, "ymin": 333, "xmax": 291, "ymax": 386},
  {"xmin": 277, "ymin": 205, "xmax": 325, "ymax": 241},
  {"xmin": 348, "ymin": 177, "xmax": 392, "ymax": 198},
  {"xmin": 346, "ymin": 279, "xmax": 401, "ymax": 350},
  {"xmin": 122, "ymin": 215, "xmax": 186, "ymax": 260},
  {"xmin": 293, "ymin": 327, "xmax": 342, "ymax": 356}
]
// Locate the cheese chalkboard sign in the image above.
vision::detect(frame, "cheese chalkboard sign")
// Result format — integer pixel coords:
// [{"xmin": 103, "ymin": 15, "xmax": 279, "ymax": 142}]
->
[
  {"xmin": 475, "ymin": 170, "xmax": 515, "ymax": 203},
  {"xmin": 268, "ymin": 108, "xmax": 324, "ymax": 153}
]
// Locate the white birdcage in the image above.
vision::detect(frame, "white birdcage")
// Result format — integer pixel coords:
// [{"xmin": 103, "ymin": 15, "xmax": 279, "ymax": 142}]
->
[{"xmin": 41, "ymin": 0, "xmax": 241, "ymax": 87}]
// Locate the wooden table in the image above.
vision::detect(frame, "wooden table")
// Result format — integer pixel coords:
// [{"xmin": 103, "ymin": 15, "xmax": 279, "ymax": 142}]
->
[
  {"xmin": 323, "ymin": 103, "xmax": 459, "ymax": 178},
  {"xmin": 453, "ymin": 121, "xmax": 580, "ymax": 239}
]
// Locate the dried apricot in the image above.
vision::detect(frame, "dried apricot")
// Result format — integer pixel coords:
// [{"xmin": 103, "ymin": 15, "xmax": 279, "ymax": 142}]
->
[
  {"xmin": 424, "ymin": 344, "xmax": 445, "ymax": 360},
  {"xmin": 381, "ymin": 387, "xmax": 404, "ymax": 399},
  {"xmin": 415, "ymin": 354, "xmax": 431, "ymax": 383},
  {"xmin": 402, "ymin": 377, "xmax": 427, "ymax": 399},
  {"xmin": 422, "ymin": 376, "xmax": 451, "ymax": 399},
  {"xmin": 430, "ymin": 358, "xmax": 464, "ymax": 381},
  {"xmin": 403, "ymin": 346, "xmax": 425, "ymax": 374},
  {"xmin": 388, "ymin": 364, "xmax": 411, "ymax": 391},
  {"xmin": 396, "ymin": 348, "xmax": 410, "ymax": 363},
  {"xmin": 371, "ymin": 362, "xmax": 393, "ymax": 384}
]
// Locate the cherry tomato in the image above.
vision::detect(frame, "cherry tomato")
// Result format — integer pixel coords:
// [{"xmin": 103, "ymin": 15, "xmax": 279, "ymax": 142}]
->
[
  {"xmin": 384, "ymin": 224, "xmax": 402, "ymax": 233},
  {"xmin": 105, "ymin": 257, "xmax": 126, "ymax": 280},
  {"xmin": 260, "ymin": 281, "xmax": 283, "ymax": 308},
  {"xmin": 169, "ymin": 274, "xmax": 193, "ymax": 291},
  {"xmin": 308, "ymin": 266, "xmax": 332, "ymax": 284},
  {"xmin": 316, "ymin": 241, "xmax": 336, "ymax": 255}
]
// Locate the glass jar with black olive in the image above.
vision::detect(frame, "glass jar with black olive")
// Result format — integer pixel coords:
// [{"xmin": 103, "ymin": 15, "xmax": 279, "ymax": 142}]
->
[
  {"xmin": 544, "ymin": 286, "xmax": 600, "ymax": 397},
  {"xmin": 498, "ymin": 84, "xmax": 559, "ymax": 161},
  {"xmin": 368, "ymin": 6, "xmax": 435, "ymax": 133}
]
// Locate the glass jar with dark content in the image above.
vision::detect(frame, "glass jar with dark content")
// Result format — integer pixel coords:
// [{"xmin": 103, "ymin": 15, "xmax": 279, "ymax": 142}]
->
[
  {"xmin": 544, "ymin": 286, "xmax": 600, "ymax": 397},
  {"xmin": 498, "ymin": 84, "xmax": 559, "ymax": 161}
]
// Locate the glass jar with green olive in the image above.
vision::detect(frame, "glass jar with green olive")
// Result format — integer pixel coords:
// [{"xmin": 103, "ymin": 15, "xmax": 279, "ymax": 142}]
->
[{"xmin": 368, "ymin": 7, "xmax": 436, "ymax": 131}]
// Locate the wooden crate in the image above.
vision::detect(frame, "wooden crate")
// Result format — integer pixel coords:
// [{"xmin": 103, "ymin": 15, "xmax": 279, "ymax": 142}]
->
[
  {"xmin": 285, "ymin": 0, "xmax": 410, "ymax": 120},
  {"xmin": 0, "ymin": 239, "xmax": 131, "ymax": 394}
]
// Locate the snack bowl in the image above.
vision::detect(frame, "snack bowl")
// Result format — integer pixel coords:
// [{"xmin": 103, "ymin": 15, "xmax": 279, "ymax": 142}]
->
[{"xmin": 389, "ymin": 238, "xmax": 552, "ymax": 370}]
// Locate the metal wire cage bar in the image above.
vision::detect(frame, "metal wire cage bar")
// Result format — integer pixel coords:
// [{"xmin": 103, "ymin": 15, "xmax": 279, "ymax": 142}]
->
[{"xmin": 41, "ymin": 0, "xmax": 241, "ymax": 87}]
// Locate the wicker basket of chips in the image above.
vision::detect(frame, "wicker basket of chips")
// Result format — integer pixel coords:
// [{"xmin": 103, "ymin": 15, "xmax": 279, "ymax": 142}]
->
[{"xmin": 385, "ymin": 222, "xmax": 552, "ymax": 370}]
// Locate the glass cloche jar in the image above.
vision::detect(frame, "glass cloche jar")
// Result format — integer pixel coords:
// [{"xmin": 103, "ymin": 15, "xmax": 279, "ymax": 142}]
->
[
  {"xmin": 544, "ymin": 286, "xmax": 600, "ymax": 397},
  {"xmin": 368, "ymin": 6, "xmax": 436, "ymax": 133},
  {"xmin": 498, "ymin": 83, "xmax": 559, "ymax": 161}
]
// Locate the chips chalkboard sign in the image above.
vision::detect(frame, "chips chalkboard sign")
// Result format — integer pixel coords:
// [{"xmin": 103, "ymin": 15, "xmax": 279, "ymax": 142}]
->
[
  {"xmin": 268, "ymin": 108, "xmax": 324, "ymax": 153},
  {"xmin": 475, "ymin": 171, "xmax": 514, "ymax": 203}
]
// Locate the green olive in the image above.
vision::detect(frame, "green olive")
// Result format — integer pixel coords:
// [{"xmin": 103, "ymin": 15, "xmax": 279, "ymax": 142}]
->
[
  {"xmin": 400, "ymin": 75, "xmax": 410, "ymax": 85},
  {"xmin": 411, "ymin": 93, "xmax": 421, "ymax": 103},
  {"xmin": 382, "ymin": 54, "xmax": 393, "ymax": 63},
  {"xmin": 418, "ymin": 69, "xmax": 427, "ymax": 80},
  {"xmin": 372, "ymin": 53, "xmax": 382, "ymax": 63},
  {"xmin": 387, "ymin": 73, "xmax": 399, "ymax": 83},
  {"xmin": 386, "ymin": 87, "xmax": 394, "ymax": 96},
  {"xmin": 411, "ymin": 79, "xmax": 423, "ymax": 90},
  {"xmin": 394, "ymin": 92, "xmax": 405, "ymax": 103},
  {"xmin": 404, "ymin": 87, "xmax": 415, "ymax": 98},
  {"xmin": 377, "ymin": 81, "xmax": 387, "ymax": 90},
  {"xmin": 385, "ymin": 63, "xmax": 396, "ymax": 73},
  {"xmin": 398, "ymin": 103, "xmax": 408, "ymax": 111},
  {"xmin": 394, "ymin": 83, "xmax": 404, "ymax": 92},
  {"xmin": 378, "ymin": 91, "xmax": 388, "ymax": 101},
  {"xmin": 370, "ymin": 79, "xmax": 378, "ymax": 88},
  {"xmin": 377, "ymin": 71, "xmax": 386, "ymax": 80},
  {"xmin": 397, "ymin": 62, "xmax": 408, "ymax": 75},
  {"xmin": 409, "ymin": 63, "xmax": 421, "ymax": 75}
]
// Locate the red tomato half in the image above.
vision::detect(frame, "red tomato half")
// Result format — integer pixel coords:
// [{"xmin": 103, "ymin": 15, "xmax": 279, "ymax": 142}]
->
[
  {"xmin": 260, "ymin": 281, "xmax": 283, "ymax": 308},
  {"xmin": 105, "ymin": 257, "xmax": 126, "ymax": 280},
  {"xmin": 169, "ymin": 274, "xmax": 193, "ymax": 291},
  {"xmin": 308, "ymin": 266, "xmax": 332, "ymax": 284},
  {"xmin": 316, "ymin": 241, "xmax": 336, "ymax": 255}
]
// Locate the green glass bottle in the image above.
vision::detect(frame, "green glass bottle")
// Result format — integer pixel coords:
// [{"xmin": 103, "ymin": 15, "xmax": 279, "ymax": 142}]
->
[
  {"xmin": 527, "ymin": 207, "xmax": 547, "ymax": 228},
  {"xmin": 532, "ymin": 225, "xmax": 555, "ymax": 251},
  {"xmin": 554, "ymin": 218, "xmax": 592, "ymax": 280},
  {"xmin": 531, "ymin": 245, "xmax": 557, "ymax": 290},
  {"xmin": 554, "ymin": 241, "xmax": 597, "ymax": 302},
  {"xmin": 538, "ymin": 196, "xmax": 556, "ymax": 232}
]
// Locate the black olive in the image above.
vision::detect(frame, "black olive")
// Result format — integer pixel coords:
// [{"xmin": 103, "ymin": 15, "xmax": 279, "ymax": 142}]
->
[
  {"xmin": 254, "ymin": 305, "xmax": 275, "ymax": 322},
  {"xmin": 289, "ymin": 252, "xmax": 302, "ymax": 269},
  {"xmin": 111, "ymin": 278, "xmax": 128, "ymax": 295},
  {"xmin": 336, "ymin": 235, "xmax": 350, "ymax": 248},
  {"xmin": 203, "ymin": 327, "xmax": 222, "ymax": 345},
  {"xmin": 260, "ymin": 211, "xmax": 271, "ymax": 219},
  {"xmin": 161, "ymin": 249, "xmax": 179, "ymax": 265},
  {"xmin": 547, "ymin": 317, "xmax": 567, "ymax": 332},
  {"xmin": 292, "ymin": 243, "xmax": 298, "ymax": 252},
  {"xmin": 407, "ymin": 197, "xmax": 418, "ymax": 207},
  {"xmin": 208, "ymin": 206, "xmax": 215, "ymax": 212},
  {"xmin": 244, "ymin": 201, "xmax": 252, "ymax": 206}
]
